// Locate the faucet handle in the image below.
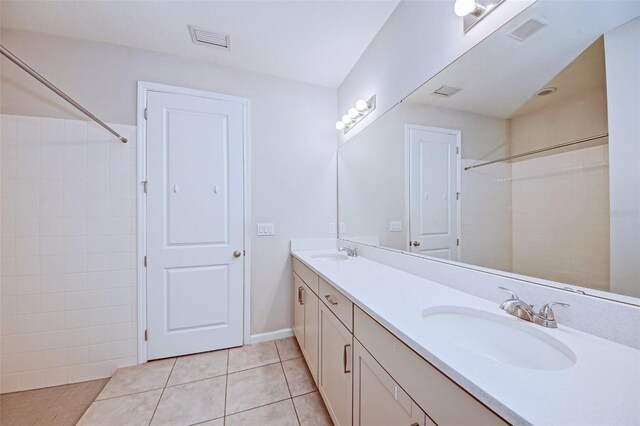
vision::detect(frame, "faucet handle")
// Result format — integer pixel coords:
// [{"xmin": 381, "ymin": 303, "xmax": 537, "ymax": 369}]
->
[
  {"xmin": 538, "ymin": 302, "xmax": 570, "ymax": 321},
  {"xmin": 498, "ymin": 286, "xmax": 519, "ymax": 300}
]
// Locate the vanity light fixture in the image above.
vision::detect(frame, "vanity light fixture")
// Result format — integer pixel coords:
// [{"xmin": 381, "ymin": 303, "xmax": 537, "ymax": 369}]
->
[
  {"xmin": 454, "ymin": 0, "xmax": 505, "ymax": 33},
  {"xmin": 335, "ymin": 95, "xmax": 376, "ymax": 133},
  {"xmin": 454, "ymin": 0, "xmax": 486, "ymax": 17}
]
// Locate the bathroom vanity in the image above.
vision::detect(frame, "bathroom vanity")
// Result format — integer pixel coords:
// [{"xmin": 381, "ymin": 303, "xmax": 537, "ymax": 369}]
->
[
  {"xmin": 290, "ymin": 247, "xmax": 640, "ymax": 426},
  {"xmin": 319, "ymin": 4, "xmax": 640, "ymax": 423}
]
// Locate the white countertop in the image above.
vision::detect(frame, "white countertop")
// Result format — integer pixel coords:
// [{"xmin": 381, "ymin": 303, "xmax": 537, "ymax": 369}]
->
[{"xmin": 291, "ymin": 248, "xmax": 640, "ymax": 426}]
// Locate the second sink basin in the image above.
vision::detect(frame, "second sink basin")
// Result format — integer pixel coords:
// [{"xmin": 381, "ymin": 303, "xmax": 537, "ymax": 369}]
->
[
  {"xmin": 311, "ymin": 253, "xmax": 349, "ymax": 262},
  {"xmin": 421, "ymin": 306, "xmax": 576, "ymax": 371}
]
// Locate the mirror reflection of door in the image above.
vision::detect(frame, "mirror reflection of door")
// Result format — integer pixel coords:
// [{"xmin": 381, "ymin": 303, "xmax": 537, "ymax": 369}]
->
[{"xmin": 407, "ymin": 125, "xmax": 461, "ymax": 261}]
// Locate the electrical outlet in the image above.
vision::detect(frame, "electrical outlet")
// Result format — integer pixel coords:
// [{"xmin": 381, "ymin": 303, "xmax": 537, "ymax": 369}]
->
[
  {"xmin": 329, "ymin": 222, "xmax": 336, "ymax": 234},
  {"xmin": 339, "ymin": 222, "xmax": 346, "ymax": 234},
  {"xmin": 257, "ymin": 223, "xmax": 275, "ymax": 236}
]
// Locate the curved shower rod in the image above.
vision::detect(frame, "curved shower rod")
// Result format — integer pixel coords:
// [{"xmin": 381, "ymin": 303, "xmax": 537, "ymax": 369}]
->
[{"xmin": 0, "ymin": 43, "xmax": 128, "ymax": 143}]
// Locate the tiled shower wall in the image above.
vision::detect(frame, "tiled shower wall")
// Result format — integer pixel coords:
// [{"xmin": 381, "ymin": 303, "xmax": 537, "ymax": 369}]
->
[
  {"xmin": 511, "ymin": 144, "xmax": 610, "ymax": 291},
  {"xmin": 0, "ymin": 115, "xmax": 137, "ymax": 393}
]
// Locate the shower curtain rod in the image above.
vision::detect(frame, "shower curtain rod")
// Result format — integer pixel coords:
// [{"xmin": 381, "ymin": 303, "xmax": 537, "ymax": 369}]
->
[
  {"xmin": 0, "ymin": 44, "xmax": 128, "ymax": 143},
  {"xmin": 464, "ymin": 132, "xmax": 609, "ymax": 171}
]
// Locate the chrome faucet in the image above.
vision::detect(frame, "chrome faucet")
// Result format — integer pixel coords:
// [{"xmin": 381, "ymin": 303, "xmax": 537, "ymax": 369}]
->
[
  {"xmin": 338, "ymin": 246, "xmax": 358, "ymax": 257},
  {"xmin": 498, "ymin": 287, "xmax": 569, "ymax": 328}
]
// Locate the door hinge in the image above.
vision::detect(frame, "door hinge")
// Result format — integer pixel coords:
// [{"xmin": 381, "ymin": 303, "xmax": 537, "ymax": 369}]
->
[
  {"xmin": 143, "ymin": 181, "xmax": 148, "ymax": 193},
  {"xmin": 457, "ymin": 238, "xmax": 460, "ymax": 246},
  {"xmin": 144, "ymin": 255, "xmax": 147, "ymax": 267},
  {"xmin": 144, "ymin": 329, "xmax": 148, "ymax": 341},
  {"xmin": 456, "ymin": 192, "xmax": 460, "ymax": 200},
  {"xmin": 144, "ymin": 107, "xmax": 148, "ymax": 120},
  {"xmin": 456, "ymin": 146, "xmax": 460, "ymax": 155}
]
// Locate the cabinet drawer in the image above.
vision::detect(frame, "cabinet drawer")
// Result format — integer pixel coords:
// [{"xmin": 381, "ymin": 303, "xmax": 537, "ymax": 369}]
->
[
  {"xmin": 293, "ymin": 257, "xmax": 319, "ymax": 295},
  {"xmin": 354, "ymin": 307, "xmax": 508, "ymax": 426},
  {"xmin": 319, "ymin": 278, "xmax": 353, "ymax": 332}
]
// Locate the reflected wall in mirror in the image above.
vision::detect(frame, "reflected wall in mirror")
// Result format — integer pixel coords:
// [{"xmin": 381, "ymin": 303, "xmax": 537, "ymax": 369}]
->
[{"xmin": 338, "ymin": 2, "xmax": 640, "ymax": 300}]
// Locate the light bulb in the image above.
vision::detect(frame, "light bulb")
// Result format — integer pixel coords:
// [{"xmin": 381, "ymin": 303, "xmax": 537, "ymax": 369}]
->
[
  {"xmin": 341, "ymin": 114, "xmax": 352, "ymax": 125},
  {"xmin": 355, "ymin": 99, "xmax": 368, "ymax": 112},
  {"xmin": 335, "ymin": 121, "xmax": 345, "ymax": 130},
  {"xmin": 454, "ymin": 0, "xmax": 476, "ymax": 16},
  {"xmin": 348, "ymin": 108, "xmax": 359, "ymax": 119}
]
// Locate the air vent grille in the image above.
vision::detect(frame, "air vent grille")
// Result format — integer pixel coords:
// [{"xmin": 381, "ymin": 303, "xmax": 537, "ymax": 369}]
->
[
  {"xmin": 432, "ymin": 86, "xmax": 462, "ymax": 98},
  {"xmin": 507, "ymin": 17, "xmax": 549, "ymax": 41},
  {"xmin": 189, "ymin": 26, "xmax": 230, "ymax": 50}
]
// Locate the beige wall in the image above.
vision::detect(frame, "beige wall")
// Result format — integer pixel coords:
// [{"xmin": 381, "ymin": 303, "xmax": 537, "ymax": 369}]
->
[
  {"xmin": 0, "ymin": 30, "xmax": 338, "ymax": 339},
  {"xmin": 510, "ymin": 87, "xmax": 608, "ymax": 155}
]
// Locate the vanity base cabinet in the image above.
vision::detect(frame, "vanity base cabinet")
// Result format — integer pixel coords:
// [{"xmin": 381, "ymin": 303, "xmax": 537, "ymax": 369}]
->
[
  {"xmin": 319, "ymin": 303, "xmax": 353, "ymax": 426},
  {"xmin": 353, "ymin": 306, "xmax": 508, "ymax": 426},
  {"xmin": 292, "ymin": 272, "xmax": 319, "ymax": 383},
  {"xmin": 353, "ymin": 340, "xmax": 433, "ymax": 426},
  {"xmin": 292, "ymin": 255, "xmax": 508, "ymax": 426}
]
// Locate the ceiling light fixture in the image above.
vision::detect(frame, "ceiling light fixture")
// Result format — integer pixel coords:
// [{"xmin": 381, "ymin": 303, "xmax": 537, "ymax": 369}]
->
[
  {"xmin": 335, "ymin": 95, "xmax": 376, "ymax": 133},
  {"xmin": 537, "ymin": 87, "xmax": 557, "ymax": 96},
  {"xmin": 454, "ymin": 0, "xmax": 505, "ymax": 33}
]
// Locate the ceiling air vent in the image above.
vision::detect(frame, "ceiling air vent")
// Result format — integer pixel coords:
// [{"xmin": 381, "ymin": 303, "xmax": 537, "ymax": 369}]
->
[
  {"xmin": 432, "ymin": 86, "xmax": 462, "ymax": 98},
  {"xmin": 189, "ymin": 25, "xmax": 230, "ymax": 50},
  {"xmin": 507, "ymin": 17, "xmax": 549, "ymax": 41}
]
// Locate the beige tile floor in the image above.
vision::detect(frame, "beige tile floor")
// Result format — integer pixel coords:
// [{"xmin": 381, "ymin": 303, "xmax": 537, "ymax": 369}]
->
[
  {"xmin": 78, "ymin": 337, "xmax": 332, "ymax": 425},
  {"xmin": 0, "ymin": 378, "xmax": 108, "ymax": 426}
]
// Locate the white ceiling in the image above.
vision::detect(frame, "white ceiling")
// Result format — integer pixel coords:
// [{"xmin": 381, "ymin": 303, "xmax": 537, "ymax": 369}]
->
[
  {"xmin": 0, "ymin": 0, "xmax": 400, "ymax": 88},
  {"xmin": 406, "ymin": 1, "xmax": 639, "ymax": 118}
]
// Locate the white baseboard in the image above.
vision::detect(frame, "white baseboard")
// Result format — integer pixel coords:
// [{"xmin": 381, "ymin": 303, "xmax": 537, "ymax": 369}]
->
[{"xmin": 250, "ymin": 328, "xmax": 293, "ymax": 344}]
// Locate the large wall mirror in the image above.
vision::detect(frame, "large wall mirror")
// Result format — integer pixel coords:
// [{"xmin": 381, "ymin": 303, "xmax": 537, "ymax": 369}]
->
[{"xmin": 338, "ymin": 1, "xmax": 640, "ymax": 302}]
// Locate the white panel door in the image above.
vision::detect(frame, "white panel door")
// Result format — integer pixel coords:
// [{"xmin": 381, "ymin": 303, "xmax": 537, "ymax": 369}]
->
[
  {"xmin": 146, "ymin": 90, "xmax": 245, "ymax": 360},
  {"xmin": 408, "ymin": 126, "xmax": 459, "ymax": 261}
]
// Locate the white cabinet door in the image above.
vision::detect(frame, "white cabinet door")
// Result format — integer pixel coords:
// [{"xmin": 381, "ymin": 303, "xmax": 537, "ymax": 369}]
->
[
  {"xmin": 353, "ymin": 340, "xmax": 432, "ymax": 426},
  {"xmin": 304, "ymin": 285, "xmax": 319, "ymax": 383},
  {"xmin": 146, "ymin": 90, "xmax": 245, "ymax": 359},
  {"xmin": 408, "ymin": 125, "xmax": 460, "ymax": 261},
  {"xmin": 293, "ymin": 273, "xmax": 305, "ymax": 349},
  {"xmin": 319, "ymin": 304, "xmax": 353, "ymax": 426}
]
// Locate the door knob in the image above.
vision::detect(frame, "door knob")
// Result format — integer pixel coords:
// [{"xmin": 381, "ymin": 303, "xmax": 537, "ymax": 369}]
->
[
  {"xmin": 412, "ymin": 241, "xmax": 421, "ymax": 247},
  {"xmin": 233, "ymin": 251, "xmax": 242, "ymax": 258}
]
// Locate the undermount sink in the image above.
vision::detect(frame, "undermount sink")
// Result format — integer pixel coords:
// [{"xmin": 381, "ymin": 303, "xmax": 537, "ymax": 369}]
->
[
  {"xmin": 311, "ymin": 253, "xmax": 349, "ymax": 262},
  {"xmin": 421, "ymin": 306, "xmax": 576, "ymax": 371}
]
